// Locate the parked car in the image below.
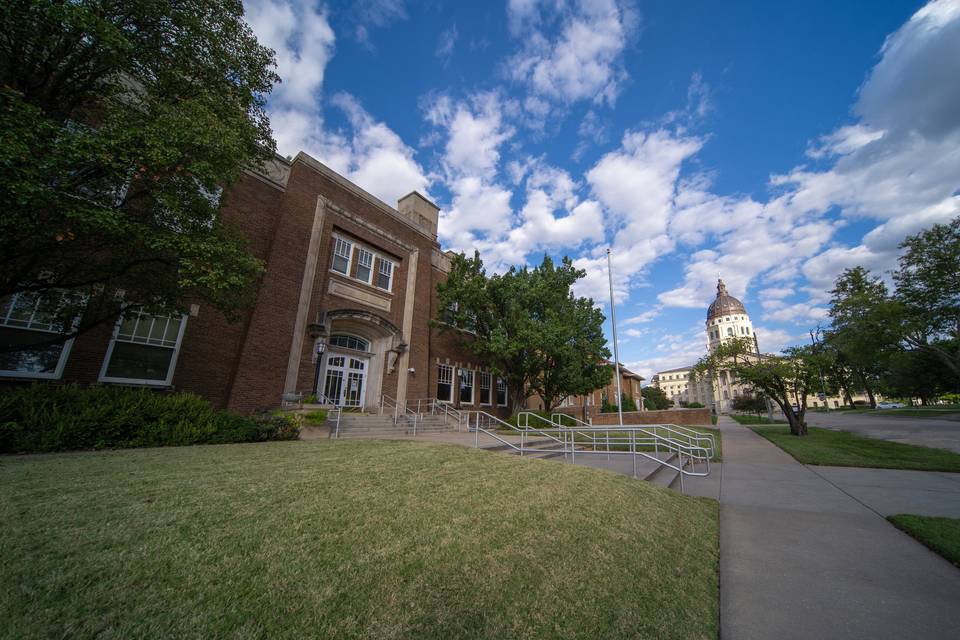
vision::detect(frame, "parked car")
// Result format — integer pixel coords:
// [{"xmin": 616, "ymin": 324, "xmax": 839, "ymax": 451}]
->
[{"xmin": 876, "ymin": 402, "xmax": 905, "ymax": 409}]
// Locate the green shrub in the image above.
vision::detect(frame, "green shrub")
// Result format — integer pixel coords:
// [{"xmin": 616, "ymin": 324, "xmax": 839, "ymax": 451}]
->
[
  {"xmin": 686, "ymin": 402, "xmax": 705, "ymax": 408},
  {"xmin": 0, "ymin": 384, "xmax": 300, "ymax": 453},
  {"xmin": 302, "ymin": 410, "xmax": 328, "ymax": 425}
]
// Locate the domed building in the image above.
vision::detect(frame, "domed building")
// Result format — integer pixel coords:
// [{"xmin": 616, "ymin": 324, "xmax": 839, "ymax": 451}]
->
[
  {"xmin": 652, "ymin": 278, "xmax": 868, "ymax": 413},
  {"xmin": 652, "ymin": 278, "xmax": 762, "ymax": 413},
  {"xmin": 706, "ymin": 279, "xmax": 756, "ymax": 353}
]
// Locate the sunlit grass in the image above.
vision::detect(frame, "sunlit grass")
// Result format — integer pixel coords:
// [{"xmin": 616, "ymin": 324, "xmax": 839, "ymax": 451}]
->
[{"xmin": 0, "ymin": 440, "xmax": 719, "ymax": 639}]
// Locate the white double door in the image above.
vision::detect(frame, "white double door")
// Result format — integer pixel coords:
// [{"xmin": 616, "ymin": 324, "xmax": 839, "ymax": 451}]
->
[{"xmin": 320, "ymin": 352, "xmax": 368, "ymax": 407}]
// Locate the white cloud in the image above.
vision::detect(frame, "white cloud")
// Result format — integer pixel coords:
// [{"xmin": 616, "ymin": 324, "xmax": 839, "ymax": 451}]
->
[
  {"xmin": 323, "ymin": 94, "xmax": 430, "ymax": 206},
  {"xmin": 435, "ymin": 24, "xmax": 458, "ymax": 64},
  {"xmin": 244, "ymin": 1, "xmax": 429, "ymax": 206},
  {"xmin": 506, "ymin": 0, "xmax": 637, "ymax": 108}
]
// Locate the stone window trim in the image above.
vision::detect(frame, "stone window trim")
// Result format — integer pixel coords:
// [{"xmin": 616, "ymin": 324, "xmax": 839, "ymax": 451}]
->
[
  {"xmin": 436, "ymin": 363, "xmax": 453, "ymax": 402},
  {"xmin": 459, "ymin": 368, "xmax": 474, "ymax": 405},
  {"xmin": 98, "ymin": 308, "xmax": 188, "ymax": 387},
  {"xmin": 355, "ymin": 247, "xmax": 374, "ymax": 285},
  {"xmin": 0, "ymin": 290, "xmax": 83, "ymax": 380},
  {"xmin": 329, "ymin": 232, "xmax": 398, "ymax": 294},
  {"xmin": 496, "ymin": 377, "xmax": 508, "ymax": 407},
  {"xmin": 478, "ymin": 371, "xmax": 492, "ymax": 406}
]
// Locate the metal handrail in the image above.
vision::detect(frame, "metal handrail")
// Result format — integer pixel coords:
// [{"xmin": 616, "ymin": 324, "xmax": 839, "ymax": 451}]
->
[
  {"xmin": 422, "ymin": 399, "xmax": 467, "ymax": 430},
  {"xmin": 379, "ymin": 394, "xmax": 420, "ymax": 434},
  {"xmin": 332, "ymin": 406, "xmax": 343, "ymax": 438},
  {"xmin": 465, "ymin": 410, "xmax": 710, "ymax": 492},
  {"xmin": 551, "ymin": 412, "xmax": 592, "ymax": 428}
]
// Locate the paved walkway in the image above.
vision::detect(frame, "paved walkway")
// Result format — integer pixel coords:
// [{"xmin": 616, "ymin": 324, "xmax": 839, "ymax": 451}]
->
[
  {"xmin": 716, "ymin": 416, "xmax": 960, "ymax": 639},
  {"xmin": 804, "ymin": 410, "xmax": 960, "ymax": 453}
]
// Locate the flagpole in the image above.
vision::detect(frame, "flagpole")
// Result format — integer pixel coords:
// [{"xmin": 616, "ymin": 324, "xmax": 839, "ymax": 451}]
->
[{"xmin": 606, "ymin": 248, "xmax": 624, "ymax": 428}]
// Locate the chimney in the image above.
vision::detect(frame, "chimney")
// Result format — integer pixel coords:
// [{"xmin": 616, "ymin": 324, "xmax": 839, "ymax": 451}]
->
[{"xmin": 397, "ymin": 191, "xmax": 439, "ymax": 238}]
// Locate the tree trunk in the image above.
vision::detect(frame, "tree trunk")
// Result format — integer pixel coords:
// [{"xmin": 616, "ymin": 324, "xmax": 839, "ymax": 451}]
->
[
  {"xmin": 865, "ymin": 384, "xmax": 876, "ymax": 409},
  {"xmin": 853, "ymin": 369, "xmax": 876, "ymax": 408}
]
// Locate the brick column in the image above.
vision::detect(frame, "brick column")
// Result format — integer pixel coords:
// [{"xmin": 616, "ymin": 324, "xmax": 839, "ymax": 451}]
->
[
  {"xmin": 283, "ymin": 197, "xmax": 328, "ymax": 394},
  {"xmin": 394, "ymin": 248, "xmax": 419, "ymax": 407}
]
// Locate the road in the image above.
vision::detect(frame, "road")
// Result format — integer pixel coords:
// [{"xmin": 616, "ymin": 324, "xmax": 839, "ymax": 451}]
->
[{"xmin": 803, "ymin": 410, "xmax": 960, "ymax": 453}]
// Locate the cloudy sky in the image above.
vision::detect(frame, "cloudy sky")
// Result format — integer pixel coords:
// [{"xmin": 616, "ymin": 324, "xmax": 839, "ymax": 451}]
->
[{"xmin": 243, "ymin": 0, "xmax": 960, "ymax": 379}]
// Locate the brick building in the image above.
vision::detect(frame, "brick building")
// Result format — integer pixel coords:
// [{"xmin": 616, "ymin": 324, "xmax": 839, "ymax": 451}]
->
[{"xmin": 0, "ymin": 153, "xmax": 510, "ymax": 416}]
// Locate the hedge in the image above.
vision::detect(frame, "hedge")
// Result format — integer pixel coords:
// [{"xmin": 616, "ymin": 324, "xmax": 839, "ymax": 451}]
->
[{"xmin": 0, "ymin": 384, "xmax": 300, "ymax": 453}]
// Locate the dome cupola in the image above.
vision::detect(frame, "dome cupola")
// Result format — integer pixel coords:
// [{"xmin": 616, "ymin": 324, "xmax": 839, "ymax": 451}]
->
[{"xmin": 707, "ymin": 278, "xmax": 746, "ymax": 321}]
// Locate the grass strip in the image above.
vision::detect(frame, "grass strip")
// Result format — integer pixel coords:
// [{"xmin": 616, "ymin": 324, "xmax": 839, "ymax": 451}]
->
[
  {"xmin": 750, "ymin": 425, "xmax": 960, "ymax": 472},
  {"xmin": 0, "ymin": 440, "xmax": 719, "ymax": 639},
  {"xmin": 729, "ymin": 414, "xmax": 786, "ymax": 425},
  {"xmin": 888, "ymin": 514, "xmax": 960, "ymax": 568}
]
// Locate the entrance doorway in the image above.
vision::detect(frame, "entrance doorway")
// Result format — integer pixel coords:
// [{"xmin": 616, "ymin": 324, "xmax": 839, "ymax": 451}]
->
[{"xmin": 320, "ymin": 353, "xmax": 368, "ymax": 407}]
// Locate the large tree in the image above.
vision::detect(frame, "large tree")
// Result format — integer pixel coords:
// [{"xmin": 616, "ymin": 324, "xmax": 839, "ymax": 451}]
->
[
  {"xmin": 825, "ymin": 267, "xmax": 900, "ymax": 408},
  {"xmin": 893, "ymin": 217, "xmax": 960, "ymax": 383},
  {"xmin": 692, "ymin": 337, "xmax": 821, "ymax": 435},
  {"xmin": 436, "ymin": 253, "xmax": 611, "ymax": 413},
  {"xmin": 0, "ymin": 0, "xmax": 278, "ymax": 345},
  {"xmin": 641, "ymin": 386, "xmax": 671, "ymax": 410}
]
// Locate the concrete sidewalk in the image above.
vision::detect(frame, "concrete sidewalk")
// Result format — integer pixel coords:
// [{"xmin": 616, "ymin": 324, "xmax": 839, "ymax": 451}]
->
[{"xmin": 717, "ymin": 416, "xmax": 960, "ymax": 639}]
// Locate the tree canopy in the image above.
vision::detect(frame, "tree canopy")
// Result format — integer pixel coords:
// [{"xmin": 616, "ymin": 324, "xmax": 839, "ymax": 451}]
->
[
  {"xmin": 692, "ymin": 337, "xmax": 820, "ymax": 435},
  {"xmin": 435, "ymin": 253, "xmax": 611, "ymax": 413},
  {"xmin": 0, "ymin": 0, "xmax": 279, "ymax": 342},
  {"xmin": 893, "ymin": 217, "xmax": 960, "ymax": 382},
  {"xmin": 641, "ymin": 386, "xmax": 671, "ymax": 411}
]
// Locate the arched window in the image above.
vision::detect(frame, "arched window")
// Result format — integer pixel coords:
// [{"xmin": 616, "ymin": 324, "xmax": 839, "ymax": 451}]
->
[
  {"xmin": 726, "ymin": 327, "xmax": 733, "ymax": 336},
  {"xmin": 328, "ymin": 334, "xmax": 369, "ymax": 352}
]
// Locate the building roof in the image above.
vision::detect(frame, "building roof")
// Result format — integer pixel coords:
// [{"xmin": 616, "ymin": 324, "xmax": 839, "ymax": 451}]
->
[
  {"xmin": 604, "ymin": 361, "xmax": 645, "ymax": 381},
  {"xmin": 654, "ymin": 365, "xmax": 693, "ymax": 375},
  {"xmin": 707, "ymin": 278, "xmax": 746, "ymax": 320}
]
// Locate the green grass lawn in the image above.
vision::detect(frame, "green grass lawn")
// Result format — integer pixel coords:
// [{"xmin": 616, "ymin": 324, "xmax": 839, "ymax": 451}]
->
[
  {"xmin": 0, "ymin": 440, "xmax": 719, "ymax": 639},
  {"xmin": 888, "ymin": 514, "xmax": 960, "ymax": 568},
  {"xmin": 729, "ymin": 414, "xmax": 786, "ymax": 426},
  {"xmin": 750, "ymin": 426, "xmax": 960, "ymax": 472}
]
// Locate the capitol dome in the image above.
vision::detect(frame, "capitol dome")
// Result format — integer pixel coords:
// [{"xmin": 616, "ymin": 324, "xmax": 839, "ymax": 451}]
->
[{"xmin": 707, "ymin": 279, "xmax": 746, "ymax": 320}]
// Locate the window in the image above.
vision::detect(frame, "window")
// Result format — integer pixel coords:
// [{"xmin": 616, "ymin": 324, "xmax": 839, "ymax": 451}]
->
[
  {"xmin": 100, "ymin": 309, "xmax": 187, "ymax": 385},
  {"xmin": 496, "ymin": 377, "xmax": 507, "ymax": 406},
  {"xmin": 746, "ymin": 327, "xmax": 750, "ymax": 334},
  {"xmin": 437, "ymin": 364, "xmax": 453, "ymax": 402},
  {"xmin": 726, "ymin": 327, "xmax": 733, "ymax": 336},
  {"xmin": 459, "ymin": 369, "xmax": 474, "ymax": 404},
  {"xmin": 355, "ymin": 248, "xmax": 373, "ymax": 283},
  {"xmin": 332, "ymin": 237, "xmax": 352, "ymax": 274},
  {"xmin": 376, "ymin": 258, "xmax": 394, "ymax": 291},
  {"xmin": 328, "ymin": 334, "xmax": 369, "ymax": 352},
  {"xmin": 0, "ymin": 291, "xmax": 82, "ymax": 379},
  {"xmin": 479, "ymin": 372, "xmax": 492, "ymax": 405}
]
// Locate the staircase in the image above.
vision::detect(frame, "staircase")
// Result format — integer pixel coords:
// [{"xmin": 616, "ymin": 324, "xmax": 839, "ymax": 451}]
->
[{"xmin": 330, "ymin": 412, "xmax": 456, "ymax": 439}]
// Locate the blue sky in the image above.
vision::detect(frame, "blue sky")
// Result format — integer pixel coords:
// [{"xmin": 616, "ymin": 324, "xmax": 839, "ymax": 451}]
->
[{"xmin": 243, "ymin": 0, "xmax": 960, "ymax": 379}]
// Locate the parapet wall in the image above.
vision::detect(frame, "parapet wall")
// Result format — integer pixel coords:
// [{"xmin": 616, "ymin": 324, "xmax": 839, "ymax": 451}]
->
[{"xmin": 590, "ymin": 408, "xmax": 713, "ymax": 426}]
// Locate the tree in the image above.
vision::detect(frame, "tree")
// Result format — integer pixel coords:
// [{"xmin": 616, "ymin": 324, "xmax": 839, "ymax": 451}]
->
[
  {"xmin": 435, "ymin": 253, "xmax": 611, "ymax": 413},
  {"xmin": 692, "ymin": 337, "xmax": 821, "ymax": 435},
  {"xmin": 731, "ymin": 392, "xmax": 767, "ymax": 417},
  {"xmin": 893, "ymin": 217, "xmax": 960, "ymax": 384},
  {"xmin": 641, "ymin": 386, "xmax": 671, "ymax": 410},
  {"xmin": 825, "ymin": 267, "xmax": 900, "ymax": 408},
  {"xmin": 881, "ymin": 347, "xmax": 954, "ymax": 404},
  {"xmin": 602, "ymin": 392, "xmax": 637, "ymax": 413},
  {"xmin": 0, "ymin": 1, "xmax": 278, "ymax": 347}
]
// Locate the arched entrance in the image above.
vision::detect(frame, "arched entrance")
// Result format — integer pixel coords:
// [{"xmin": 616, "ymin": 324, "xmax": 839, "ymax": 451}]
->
[{"xmin": 315, "ymin": 310, "xmax": 404, "ymax": 411}]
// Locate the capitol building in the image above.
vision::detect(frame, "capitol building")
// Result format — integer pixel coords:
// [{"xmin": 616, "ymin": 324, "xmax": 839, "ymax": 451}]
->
[{"xmin": 651, "ymin": 279, "xmax": 858, "ymax": 414}]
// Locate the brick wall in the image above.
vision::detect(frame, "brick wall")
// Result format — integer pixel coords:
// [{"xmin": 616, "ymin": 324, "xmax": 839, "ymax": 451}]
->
[{"xmin": 590, "ymin": 408, "xmax": 713, "ymax": 426}]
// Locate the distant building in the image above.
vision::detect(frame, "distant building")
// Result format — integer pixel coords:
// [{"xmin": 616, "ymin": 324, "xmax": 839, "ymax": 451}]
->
[
  {"xmin": 528, "ymin": 362, "xmax": 644, "ymax": 419},
  {"xmin": 652, "ymin": 279, "xmax": 870, "ymax": 413}
]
